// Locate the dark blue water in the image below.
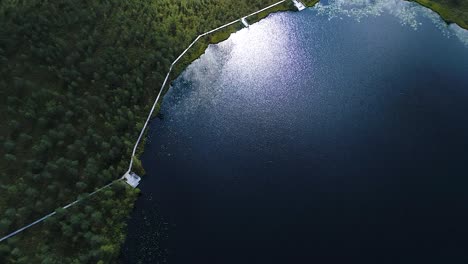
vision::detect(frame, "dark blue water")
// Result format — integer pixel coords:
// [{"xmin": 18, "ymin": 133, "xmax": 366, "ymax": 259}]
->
[{"xmin": 121, "ymin": 1, "xmax": 468, "ymax": 263}]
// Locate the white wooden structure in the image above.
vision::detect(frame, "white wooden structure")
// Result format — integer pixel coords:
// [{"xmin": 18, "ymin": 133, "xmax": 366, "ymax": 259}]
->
[
  {"xmin": 292, "ymin": 0, "xmax": 306, "ymax": 11},
  {"xmin": 123, "ymin": 172, "xmax": 141, "ymax": 188},
  {"xmin": 241, "ymin": 17, "xmax": 249, "ymax": 28}
]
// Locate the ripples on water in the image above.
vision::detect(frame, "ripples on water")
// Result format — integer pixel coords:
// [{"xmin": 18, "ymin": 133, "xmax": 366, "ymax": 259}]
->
[{"xmin": 316, "ymin": 0, "xmax": 468, "ymax": 45}]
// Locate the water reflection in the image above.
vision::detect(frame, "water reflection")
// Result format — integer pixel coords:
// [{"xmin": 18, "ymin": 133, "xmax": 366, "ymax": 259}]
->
[
  {"xmin": 315, "ymin": 0, "xmax": 468, "ymax": 45},
  {"xmin": 172, "ymin": 17, "xmax": 305, "ymax": 127}
]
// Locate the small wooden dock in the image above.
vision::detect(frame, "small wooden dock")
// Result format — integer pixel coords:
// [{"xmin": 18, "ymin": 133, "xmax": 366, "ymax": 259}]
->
[
  {"xmin": 292, "ymin": 0, "xmax": 306, "ymax": 11},
  {"xmin": 241, "ymin": 17, "xmax": 249, "ymax": 28},
  {"xmin": 123, "ymin": 172, "xmax": 141, "ymax": 188}
]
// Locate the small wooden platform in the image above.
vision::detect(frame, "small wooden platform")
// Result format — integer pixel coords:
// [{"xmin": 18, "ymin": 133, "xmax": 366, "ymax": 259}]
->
[
  {"xmin": 292, "ymin": 0, "xmax": 306, "ymax": 11},
  {"xmin": 241, "ymin": 17, "xmax": 249, "ymax": 28},
  {"xmin": 123, "ymin": 172, "xmax": 141, "ymax": 188}
]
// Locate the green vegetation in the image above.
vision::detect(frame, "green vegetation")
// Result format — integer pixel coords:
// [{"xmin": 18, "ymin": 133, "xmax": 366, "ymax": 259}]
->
[
  {"xmin": 0, "ymin": 0, "xmax": 313, "ymax": 263},
  {"xmin": 411, "ymin": 0, "xmax": 468, "ymax": 28},
  {"xmin": 0, "ymin": 182, "xmax": 139, "ymax": 263}
]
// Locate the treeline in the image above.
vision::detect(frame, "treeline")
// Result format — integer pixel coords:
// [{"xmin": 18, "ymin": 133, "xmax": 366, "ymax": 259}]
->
[{"xmin": 0, "ymin": 0, "xmax": 302, "ymax": 263}]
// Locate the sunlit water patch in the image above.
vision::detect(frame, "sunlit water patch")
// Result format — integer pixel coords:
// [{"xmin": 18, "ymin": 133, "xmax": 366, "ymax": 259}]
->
[{"xmin": 315, "ymin": 0, "xmax": 468, "ymax": 44}]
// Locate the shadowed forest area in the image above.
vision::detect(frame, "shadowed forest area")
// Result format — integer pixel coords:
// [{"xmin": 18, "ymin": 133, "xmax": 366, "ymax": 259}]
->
[{"xmin": 0, "ymin": 0, "xmax": 465, "ymax": 263}]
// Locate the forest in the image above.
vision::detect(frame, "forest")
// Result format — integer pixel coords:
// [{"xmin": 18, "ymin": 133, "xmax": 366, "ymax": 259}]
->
[
  {"xmin": 0, "ymin": 0, "xmax": 311, "ymax": 263},
  {"xmin": 0, "ymin": 0, "xmax": 465, "ymax": 263}
]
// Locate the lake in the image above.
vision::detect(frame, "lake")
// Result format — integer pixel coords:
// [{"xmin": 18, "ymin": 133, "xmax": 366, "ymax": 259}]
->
[{"xmin": 121, "ymin": 0, "xmax": 468, "ymax": 263}]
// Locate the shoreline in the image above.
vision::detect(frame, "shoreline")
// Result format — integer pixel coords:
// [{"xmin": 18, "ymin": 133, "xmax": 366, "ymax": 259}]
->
[
  {"xmin": 172, "ymin": 0, "xmax": 319, "ymax": 79},
  {"xmin": 410, "ymin": 0, "xmax": 468, "ymax": 29}
]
